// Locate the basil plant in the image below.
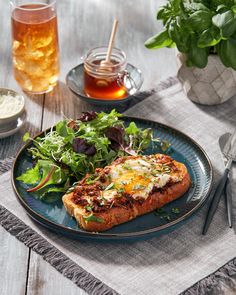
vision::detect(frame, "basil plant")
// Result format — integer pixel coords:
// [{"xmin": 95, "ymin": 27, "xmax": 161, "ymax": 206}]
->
[{"xmin": 145, "ymin": 0, "xmax": 236, "ymax": 69}]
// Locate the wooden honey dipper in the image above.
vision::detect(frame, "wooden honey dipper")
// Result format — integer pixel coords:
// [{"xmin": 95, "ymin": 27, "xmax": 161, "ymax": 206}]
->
[{"xmin": 100, "ymin": 19, "xmax": 119, "ymax": 71}]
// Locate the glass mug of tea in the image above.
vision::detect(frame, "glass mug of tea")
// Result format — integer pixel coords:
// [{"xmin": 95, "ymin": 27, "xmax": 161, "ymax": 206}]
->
[
  {"xmin": 83, "ymin": 47, "xmax": 142, "ymax": 100},
  {"xmin": 10, "ymin": 0, "xmax": 60, "ymax": 94}
]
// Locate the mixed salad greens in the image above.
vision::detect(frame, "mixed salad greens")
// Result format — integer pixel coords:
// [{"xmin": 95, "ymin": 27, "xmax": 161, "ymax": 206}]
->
[{"xmin": 18, "ymin": 110, "xmax": 169, "ymax": 201}]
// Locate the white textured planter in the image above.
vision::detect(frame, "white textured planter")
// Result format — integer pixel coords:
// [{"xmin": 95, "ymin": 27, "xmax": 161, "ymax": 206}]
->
[{"xmin": 177, "ymin": 53, "xmax": 236, "ymax": 105}]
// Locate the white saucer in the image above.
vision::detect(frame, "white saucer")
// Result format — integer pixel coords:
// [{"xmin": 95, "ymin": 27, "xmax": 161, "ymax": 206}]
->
[{"xmin": 0, "ymin": 111, "xmax": 27, "ymax": 139}]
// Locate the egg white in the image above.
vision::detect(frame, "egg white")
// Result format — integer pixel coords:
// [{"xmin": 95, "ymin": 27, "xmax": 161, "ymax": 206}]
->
[{"xmin": 108, "ymin": 157, "xmax": 181, "ymax": 200}]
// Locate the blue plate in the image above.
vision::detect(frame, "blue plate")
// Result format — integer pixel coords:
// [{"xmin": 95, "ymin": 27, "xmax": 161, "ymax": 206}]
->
[{"xmin": 12, "ymin": 117, "xmax": 213, "ymax": 241}]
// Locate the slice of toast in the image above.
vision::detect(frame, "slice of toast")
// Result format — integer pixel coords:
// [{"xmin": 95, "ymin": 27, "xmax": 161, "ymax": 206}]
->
[{"xmin": 62, "ymin": 154, "xmax": 191, "ymax": 232}]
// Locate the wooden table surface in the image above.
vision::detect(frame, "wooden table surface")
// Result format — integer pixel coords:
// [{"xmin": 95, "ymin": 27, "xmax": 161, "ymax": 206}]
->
[{"xmin": 0, "ymin": 0, "xmax": 177, "ymax": 294}]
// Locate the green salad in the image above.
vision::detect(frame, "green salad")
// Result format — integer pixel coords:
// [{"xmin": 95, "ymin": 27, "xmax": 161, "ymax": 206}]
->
[{"xmin": 18, "ymin": 110, "xmax": 168, "ymax": 200}]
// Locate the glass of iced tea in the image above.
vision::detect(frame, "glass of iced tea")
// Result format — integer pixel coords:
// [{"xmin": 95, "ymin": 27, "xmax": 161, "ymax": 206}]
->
[
  {"xmin": 11, "ymin": 0, "xmax": 60, "ymax": 94},
  {"xmin": 83, "ymin": 47, "xmax": 139, "ymax": 100}
]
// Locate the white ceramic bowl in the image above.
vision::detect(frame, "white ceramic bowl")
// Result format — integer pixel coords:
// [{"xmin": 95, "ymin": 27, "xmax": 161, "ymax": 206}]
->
[{"xmin": 0, "ymin": 88, "xmax": 25, "ymax": 126}]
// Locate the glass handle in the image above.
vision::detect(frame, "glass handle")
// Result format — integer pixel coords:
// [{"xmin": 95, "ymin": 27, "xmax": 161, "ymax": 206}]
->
[{"xmin": 117, "ymin": 70, "xmax": 143, "ymax": 95}]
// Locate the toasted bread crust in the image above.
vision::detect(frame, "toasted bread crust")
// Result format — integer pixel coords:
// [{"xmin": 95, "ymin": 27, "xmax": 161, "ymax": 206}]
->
[{"xmin": 62, "ymin": 159, "xmax": 191, "ymax": 232}]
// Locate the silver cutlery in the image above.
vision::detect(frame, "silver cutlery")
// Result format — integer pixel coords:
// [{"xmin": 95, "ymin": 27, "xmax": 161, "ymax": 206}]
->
[
  {"xmin": 219, "ymin": 133, "xmax": 233, "ymax": 228},
  {"xmin": 203, "ymin": 128, "xmax": 236, "ymax": 234}
]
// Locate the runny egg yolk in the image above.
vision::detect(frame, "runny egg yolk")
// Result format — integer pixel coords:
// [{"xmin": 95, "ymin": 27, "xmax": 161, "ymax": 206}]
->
[
  {"xmin": 113, "ymin": 171, "xmax": 151, "ymax": 194},
  {"xmin": 108, "ymin": 158, "xmax": 180, "ymax": 199}
]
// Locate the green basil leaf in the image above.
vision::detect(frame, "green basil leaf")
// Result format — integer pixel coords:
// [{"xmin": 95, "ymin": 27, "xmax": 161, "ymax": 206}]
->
[
  {"xmin": 222, "ymin": 19, "xmax": 236, "ymax": 38},
  {"xmin": 168, "ymin": 21, "xmax": 190, "ymax": 53},
  {"xmin": 167, "ymin": 41, "xmax": 176, "ymax": 48},
  {"xmin": 182, "ymin": 2, "xmax": 210, "ymax": 13},
  {"xmin": 83, "ymin": 214, "xmax": 104, "ymax": 223},
  {"xmin": 218, "ymin": 38, "xmax": 236, "ymax": 70},
  {"xmin": 157, "ymin": 8, "xmax": 172, "ymax": 26},
  {"xmin": 197, "ymin": 27, "xmax": 221, "ymax": 48},
  {"xmin": 216, "ymin": 4, "xmax": 228, "ymax": 13},
  {"xmin": 232, "ymin": 5, "xmax": 236, "ymax": 14},
  {"xmin": 222, "ymin": 18, "xmax": 236, "ymax": 38},
  {"xmin": 188, "ymin": 10, "xmax": 212, "ymax": 33},
  {"xmin": 170, "ymin": 0, "xmax": 181, "ymax": 12},
  {"xmin": 210, "ymin": 0, "xmax": 233, "ymax": 10},
  {"xmin": 145, "ymin": 30, "xmax": 172, "ymax": 49},
  {"xmin": 156, "ymin": 7, "xmax": 166, "ymax": 20},
  {"xmin": 216, "ymin": 43, "xmax": 230, "ymax": 67},
  {"xmin": 213, "ymin": 11, "xmax": 236, "ymax": 37},
  {"xmin": 188, "ymin": 41, "xmax": 208, "ymax": 68}
]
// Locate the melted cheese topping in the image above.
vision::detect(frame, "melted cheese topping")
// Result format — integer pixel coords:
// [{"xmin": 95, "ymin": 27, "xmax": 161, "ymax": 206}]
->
[{"xmin": 107, "ymin": 157, "xmax": 182, "ymax": 200}]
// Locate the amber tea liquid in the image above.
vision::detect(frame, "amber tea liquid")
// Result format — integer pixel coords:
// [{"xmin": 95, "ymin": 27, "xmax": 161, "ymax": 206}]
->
[
  {"xmin": 84, "ymin": 59, "xmax": 127, "ymax": 100},
  {"xmin": 11, "ymin": 3, "xmax": 60, "ymax": 93}
]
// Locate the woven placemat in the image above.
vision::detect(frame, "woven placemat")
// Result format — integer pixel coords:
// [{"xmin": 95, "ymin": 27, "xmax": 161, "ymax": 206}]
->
[{"xmin": 1, "ymin": 81, "xmax": 236, "ymax": 295}]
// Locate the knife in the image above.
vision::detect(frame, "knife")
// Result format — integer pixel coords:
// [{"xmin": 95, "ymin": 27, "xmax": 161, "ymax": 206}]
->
[
  {"xmin": 219, "ymin": 133, "xmax": 233, "ymax": 228},
  {"xmin": 202, "ymin": 128, "xmax": 236, "ymax": 234},
  {"xmin": 225, "ymin": 177, "xmax": 233, "ymax": 228}
]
